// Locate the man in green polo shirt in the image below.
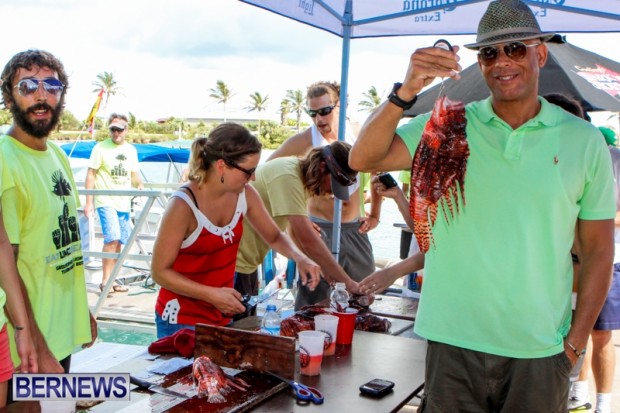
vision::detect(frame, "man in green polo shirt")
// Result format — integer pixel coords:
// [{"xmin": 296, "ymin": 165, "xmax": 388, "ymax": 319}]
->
[{"xmin": 350, "ymin": 0, "xmax": 615, "ymax": 411}]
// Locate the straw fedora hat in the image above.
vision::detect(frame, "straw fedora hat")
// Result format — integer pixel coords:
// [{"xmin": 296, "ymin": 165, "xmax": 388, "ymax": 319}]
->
[{"xmin": 465, "ymin": 0, "xmax": 555, "ymax": 50}]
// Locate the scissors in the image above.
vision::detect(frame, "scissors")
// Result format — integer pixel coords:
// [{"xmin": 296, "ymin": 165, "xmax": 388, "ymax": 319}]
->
[{"xmin": 268, "ymin": 371, "xmax": 324, "ymax": 404}]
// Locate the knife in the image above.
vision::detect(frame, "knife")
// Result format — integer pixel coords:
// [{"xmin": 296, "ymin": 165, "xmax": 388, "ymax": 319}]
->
[{"xmin": 130, "ymin": 375, "xmax": 189, "ymax": 399}]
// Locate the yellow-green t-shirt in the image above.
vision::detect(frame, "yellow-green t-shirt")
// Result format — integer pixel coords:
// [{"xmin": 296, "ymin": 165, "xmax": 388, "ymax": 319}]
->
[
  {"xmin": 0, "ymin": 136, "xmax": 91, "ymax": 364},
  {"xmin": 0, "ymin": 166, "xmax": 5, "ymax": 330},
  {"xmin": 88, "ymin": 138, "xmax": 140, "ymax": 212},
  {"xmin": 236, "ymin": 157, "xmax": 310, "ymax": 273}
]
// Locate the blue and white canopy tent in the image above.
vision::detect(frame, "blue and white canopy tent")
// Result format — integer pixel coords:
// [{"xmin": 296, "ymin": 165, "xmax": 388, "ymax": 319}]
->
[
  {"xmin": 61, "ymin": 141, "xmax": 190, "ymax": 183},
  {"xmin": 239, "ymin": 0, "xmax": 620, "ymax": 258}
]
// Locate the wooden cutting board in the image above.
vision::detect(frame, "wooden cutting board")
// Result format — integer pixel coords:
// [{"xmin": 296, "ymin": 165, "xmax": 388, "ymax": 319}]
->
[
  {"xmin": 157, "ymin": 365, "xmax": 288, "ymax": 413},
  {"xmin": 194, "ymin": 324, "xmax": 296, "ymax": 379}
]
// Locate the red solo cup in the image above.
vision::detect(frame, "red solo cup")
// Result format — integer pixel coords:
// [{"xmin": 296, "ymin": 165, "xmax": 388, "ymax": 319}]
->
[{"xmin": 334, "ymin": 308, "xmax": 358, "ymax": 345}]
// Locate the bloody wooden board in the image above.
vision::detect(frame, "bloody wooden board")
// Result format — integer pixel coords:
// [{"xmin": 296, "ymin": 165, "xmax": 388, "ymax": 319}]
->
[
  {"xmin": 194, "ymin": 324, "xmax": 296, "ymax": 379},
  {"xmin": 151, "ymin": 365, "xmax": 288, "ymax": 413}
]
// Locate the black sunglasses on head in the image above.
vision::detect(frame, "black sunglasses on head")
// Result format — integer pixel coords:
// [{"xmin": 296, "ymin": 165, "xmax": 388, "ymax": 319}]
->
[
  {"xmin": 223, "ymin": 158, "xmax": 256, "ymax": 179},
  {"xmin": 478, "ymin": 41, "xmax": 541, "ymax": 66},
  {"xmin": 306, "ymin": 105, "xmax": 336, "ymax": 118}
]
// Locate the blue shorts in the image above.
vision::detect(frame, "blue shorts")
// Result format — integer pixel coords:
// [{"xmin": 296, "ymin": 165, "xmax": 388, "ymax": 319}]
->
[
  {"xmin": 97, "ymin": 207, "xmax": 130, "ymax": 244},
  {"xmin": 154, "ymin": 312, "xmax": 195, "ymax": 339},
  {"xmin": 594, "ymin": 263, "xmax": 620, "ymax": 331}
]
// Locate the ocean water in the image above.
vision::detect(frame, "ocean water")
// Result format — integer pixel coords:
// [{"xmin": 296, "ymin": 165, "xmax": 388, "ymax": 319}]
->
[
  {"xmin": 97, "ymin": 326, "xmax": 156, "ymax": 346},
  {"xmin": 65, "ymin": 142, "xmax": 406, "ymax": 261}
]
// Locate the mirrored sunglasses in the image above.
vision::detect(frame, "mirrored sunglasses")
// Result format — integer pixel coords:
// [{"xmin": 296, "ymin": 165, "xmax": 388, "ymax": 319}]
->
[
  {"xmin": 109, "ymin": 127, "xmax": 126, "ymax": 133},
  {"xmin": 223, "ymin": 158, "xmax": 256, "ymax": 179},
  {"xmin": 478, "ymin": 41, "xmax": 540, "ymax": 66},
  {"xmin": 14, "ymin": 78, "xmax": 64, "ymax": 97},
  {"xmin": 306, "ymin": 105, "xmax": 336, "ymax": 118}
]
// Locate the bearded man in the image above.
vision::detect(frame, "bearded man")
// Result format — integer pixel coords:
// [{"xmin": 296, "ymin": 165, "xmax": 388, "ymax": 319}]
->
[{"xmin": 0, "ymin": 50, "xmax": 96, "ymax": 383}]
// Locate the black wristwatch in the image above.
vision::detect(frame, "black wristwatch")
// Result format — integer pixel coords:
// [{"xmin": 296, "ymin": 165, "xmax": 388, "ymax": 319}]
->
[{"xmin": 388, "ymin": 82, "xmax": 417, "ymax": 110}]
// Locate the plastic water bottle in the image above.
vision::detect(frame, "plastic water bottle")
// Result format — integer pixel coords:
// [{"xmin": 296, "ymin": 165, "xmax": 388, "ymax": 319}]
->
[
  {"xmin": 330, "ymin": 282, "xmax": 350, "ymax": 312},
  {"xmin": 261, "ymin": 304, "xmax": 281, "ymax": 336}
]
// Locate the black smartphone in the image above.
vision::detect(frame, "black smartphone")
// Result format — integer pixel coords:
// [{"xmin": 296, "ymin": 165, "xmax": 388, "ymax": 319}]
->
[
  {"xmin": 377, "ymin": 173, "xmax": 398, "ymax": 189},
  {"xmin": 359, "ymin": 378, "xmax": 395, "ymax": 397}
]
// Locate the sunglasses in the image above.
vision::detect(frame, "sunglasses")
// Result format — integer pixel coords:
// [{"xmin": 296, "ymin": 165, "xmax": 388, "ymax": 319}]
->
[
  {"xmin": 109, "ymin": 127, "xmax": 126, "ymax": 133},
  {"xmin": 478, "ymin": 41, "xmax": 540, "ymax": 66},
  {"xmin": 223, "ymin": 158, "xmax": 256, "ymax": 179},
  {"xmin": 306, "ymin": 105, "xmax": 336, "ymax": 118},
  {"xmin": 14, "ymin": 77, "xmax": 64, "ymax": 97}
]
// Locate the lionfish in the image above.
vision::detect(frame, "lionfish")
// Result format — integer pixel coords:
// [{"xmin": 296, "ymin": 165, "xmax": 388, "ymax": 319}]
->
[
  {"xmin": 409, "ymin": 96, "xmax": 469, "ymax": 253},
  {"xmin": 193, "ymin": 356, "xmax": 249, "ymax": 403}
]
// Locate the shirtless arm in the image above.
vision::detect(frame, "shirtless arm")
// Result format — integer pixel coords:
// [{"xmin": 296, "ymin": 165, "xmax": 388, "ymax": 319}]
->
[
  {"xmin": 288, "ymin": 215, "xmax": 361, "ymax": 295},
  {"xmin": 83, "ymin": 168, "xmax": 97, "ymax": 218},
  {"xmin": 567, "ymin": 218, "xmax": 614, "ymax": 364},
  {"xmin": 349, "ymin": 46, "xmax": 461, "ymax": 173},
  {"xmin": 11, "ymin": 245, "xmax": 62, "ymax": 373},
  {"xmin": 267, "ymin": 129, "xmax": 312, "ymax": 161},
  {"xmin": 244, "ymin": 186, "xmax": 321, "ymax": 290}
]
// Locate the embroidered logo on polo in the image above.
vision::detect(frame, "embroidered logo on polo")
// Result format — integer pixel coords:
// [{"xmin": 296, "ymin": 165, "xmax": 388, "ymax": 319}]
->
[{"xmin": 46, "ymin": 170, "xmax": 83, "ymax": 273}]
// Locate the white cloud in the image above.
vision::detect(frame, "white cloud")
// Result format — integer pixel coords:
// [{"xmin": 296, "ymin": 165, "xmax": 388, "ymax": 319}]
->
[{"xmin": 1, "ymin": 0, "xmax": 618, "ymax": 125}]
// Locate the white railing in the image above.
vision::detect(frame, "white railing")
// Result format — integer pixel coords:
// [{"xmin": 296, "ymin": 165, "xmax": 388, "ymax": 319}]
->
[{"xmin": 78, "ymin": 188, "xmax": 172, "ymax": 317}]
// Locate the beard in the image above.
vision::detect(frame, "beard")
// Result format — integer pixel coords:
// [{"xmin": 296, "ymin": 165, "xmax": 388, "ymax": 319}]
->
[{"xmin": 10, "ymin": 99, "xmax": 63, "ymax": 139}]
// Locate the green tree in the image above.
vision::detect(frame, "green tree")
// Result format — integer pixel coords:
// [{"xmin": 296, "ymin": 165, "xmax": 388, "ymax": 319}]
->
[
  {"xmin": 0, "ymin": 109, "xmax": 13, "ymax": 126},
  {"xmin": 209, "ymin": 80, "xmax": 234, "ymax": 122},
  {"xmin": 285, "ymin": 89, "xmax": 304, "ymax": 133},
  {"xmin": 245, "ymin": 92, "xmax": 269, "ymax": 138},
  {"xmin": 257, "ymin": 120, "xmax": 295, "ymax": 149},
  {"xmin": 92, "ymin": 71, "xmax": 120, "ymax": 111},
  {"xmin": 358, "ymin": 86, "xmax": 382, "ymax": 113},
  {"xmin": 280, "ymin": 98, "xmax": 291, "ymax": 126},
  {"xmin": 58, "ymin": 110, "xmax": 81, "ymax": 131},
  {"xmin": 128, "ymin": 112, "xmax": 137, "ymax": 129},
  {"xmin": 167, "ymin": 117, "xmax": 185, "ymax": 140}
]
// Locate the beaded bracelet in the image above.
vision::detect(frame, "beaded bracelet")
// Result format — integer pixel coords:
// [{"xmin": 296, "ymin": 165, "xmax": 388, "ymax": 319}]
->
[{"xmin": 566, "ymin": 340, "xmax": 586, "ymax": 358}]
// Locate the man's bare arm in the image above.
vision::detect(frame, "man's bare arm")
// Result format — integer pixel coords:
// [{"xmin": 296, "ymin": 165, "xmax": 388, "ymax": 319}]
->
[
  {"xmin": 11, "ymin": 245, "xmax": 63, "ymax": 373},
  {"xmin": 288, "ymin": 215, "xmax": 361, "ymax": 295},
  {"xmin": 567, "ymin": 218, "xmax": 614, "ymax": 363},
  {"xmin": 267, "ymin": 129, "xmax": 312, "ymax": 161}
]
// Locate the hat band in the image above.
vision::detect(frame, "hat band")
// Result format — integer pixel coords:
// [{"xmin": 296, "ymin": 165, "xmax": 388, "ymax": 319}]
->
[{"xmin": 477, "ymin": 26, "xmax": 542, "ymax": 43}]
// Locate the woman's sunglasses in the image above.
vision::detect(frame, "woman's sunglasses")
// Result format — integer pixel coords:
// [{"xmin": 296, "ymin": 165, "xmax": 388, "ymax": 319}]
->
[
  {"xmin": 306, "ymin": 105, "xmax": 336, "ymax": 118},
  {"xmin": 14, "ymin": 78, "xmax": 65, "ymax": 97},
  {"xmin": 478, "ymin": 41, "xmax": 540, "ymax": 66},
  {"xmin": 223, "ymin": 158, "xmax": 256, "ymax": 179}
]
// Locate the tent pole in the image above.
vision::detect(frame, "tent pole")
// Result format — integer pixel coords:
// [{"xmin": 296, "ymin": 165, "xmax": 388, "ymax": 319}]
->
[{"xmin": 331, "ymin": 0, "xmax": 353, "ymax": 262}]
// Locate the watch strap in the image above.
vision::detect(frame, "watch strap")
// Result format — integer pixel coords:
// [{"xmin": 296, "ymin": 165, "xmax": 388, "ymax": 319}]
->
[{"xmin": 388, "ymin": 82, "xmax": 417, "ymax": 110}]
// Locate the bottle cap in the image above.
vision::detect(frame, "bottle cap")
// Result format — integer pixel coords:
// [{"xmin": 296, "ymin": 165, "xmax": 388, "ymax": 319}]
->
[
  {"xmin": 266, "ymin": 304, "xmax": 277, "ymax": 312},
  {"xmin": 335, "ymin": 282, "xmax": 346, "ymax": 288}
]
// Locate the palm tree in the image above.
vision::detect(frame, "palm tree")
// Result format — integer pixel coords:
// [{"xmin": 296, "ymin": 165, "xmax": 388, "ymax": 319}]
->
[
  {"xmin": 285, "ymin": 89, "xmax": 304, "ymax": 133},
  {"xmin": 91, "ymin": 71, "xmax": 120, "ymax": 111},
  {"xmin": 279, "ymin": 98, "xmax": 291, "ymax": 126},
  {"xmin": 358, "ymin": 86, "xmax": 382, "ymax": 113},
  {"xmin": 209, "ymin": 80, "xmax": 234, "ymax": 122},
  {"xmin": 245, "ymin": 92, "xmax": 269, "ymax": 138},
  {"xmin": 128, "ymin": 112, "xmax": 137, "ymax": 129}
]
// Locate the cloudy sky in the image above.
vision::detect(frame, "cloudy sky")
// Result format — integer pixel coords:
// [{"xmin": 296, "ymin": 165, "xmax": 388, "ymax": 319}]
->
[{"xmin": 1, "ymin": 0, "xmax": 619, "ymax": 125}]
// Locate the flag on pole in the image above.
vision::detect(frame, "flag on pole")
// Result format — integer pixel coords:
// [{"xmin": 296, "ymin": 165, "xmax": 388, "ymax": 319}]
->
[{"xmin": 86, "ymin": 88, "xmax": 104, "ymax": 137}]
